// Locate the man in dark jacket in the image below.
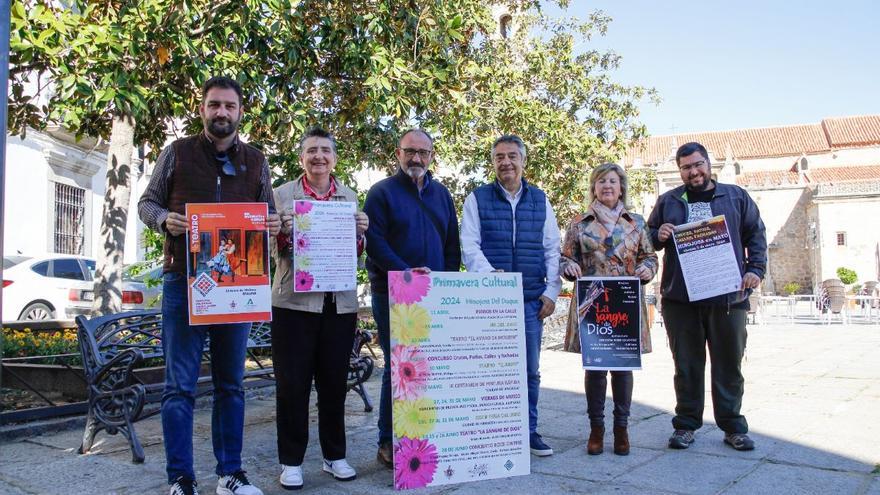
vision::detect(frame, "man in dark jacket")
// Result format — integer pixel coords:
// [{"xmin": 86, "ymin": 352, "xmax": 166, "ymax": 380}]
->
[
  {"xmin": 647, "ymin": 142, "xmax": 766, "ymax": 452},
  {"xmin": 460, "ymin": 134, "xmax": 561, "ymax": 456},
  {"xmin": 363, "ymin": 129, "xmax": 461, "ymax": 468},
  {"xmin": 139, "ymin": 76, "xmax": 280, "ymax": 495}
]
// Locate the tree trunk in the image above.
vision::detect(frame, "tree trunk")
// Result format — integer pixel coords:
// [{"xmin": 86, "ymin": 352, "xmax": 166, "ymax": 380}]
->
[{"xmin": 92, "ymin": 114, "xmax": 135, "ymax": 316}]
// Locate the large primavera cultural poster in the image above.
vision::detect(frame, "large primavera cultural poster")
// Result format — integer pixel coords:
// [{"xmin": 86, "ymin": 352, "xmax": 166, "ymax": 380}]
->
[{"xmin": 389, "ymin": 271, "xmax": 529, "ymax": 490}]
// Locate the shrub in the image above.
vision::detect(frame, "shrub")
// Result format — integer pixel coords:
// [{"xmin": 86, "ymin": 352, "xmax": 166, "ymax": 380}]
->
[
  {"xmin": 783, "ymin": 282, "xmax": 801, "ymax": 296},
  {"xmin": 836, "ymin": 267, "xmax": 858, "ymax": 285},
  {"xmin": 2, "ymin": 328, "xmax": 80, "ymax": 364}
]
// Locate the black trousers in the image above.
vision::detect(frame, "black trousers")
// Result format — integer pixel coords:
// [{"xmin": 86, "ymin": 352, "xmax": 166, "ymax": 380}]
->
[
  {"xmin": 271, "ymin": 300, "xmax": 356, "ymax": 465},
  {"xmin": 585, "ymin": 370, "xmax": 633, "ymax": 428},
  {"xmin": 661, "ymin": 300, "xmax": 749, "ymax": 434}
]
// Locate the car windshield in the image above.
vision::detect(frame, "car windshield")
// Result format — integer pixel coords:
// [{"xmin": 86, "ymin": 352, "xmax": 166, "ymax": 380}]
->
[{"xmin": 3, "ymin": 256, "xmax": 30, "ymax": 269}]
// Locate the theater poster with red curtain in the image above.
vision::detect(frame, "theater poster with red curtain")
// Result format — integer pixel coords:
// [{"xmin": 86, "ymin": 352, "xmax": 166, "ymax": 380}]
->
[{"xmin": 185, "ymin": 203, "xmax": 271, "ymax": 325}]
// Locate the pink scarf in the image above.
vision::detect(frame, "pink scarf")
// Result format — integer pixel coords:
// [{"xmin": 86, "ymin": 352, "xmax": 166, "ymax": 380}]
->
[{"xmin": 591, "ymin": 200, "xmax": 624, "ymax": 234}]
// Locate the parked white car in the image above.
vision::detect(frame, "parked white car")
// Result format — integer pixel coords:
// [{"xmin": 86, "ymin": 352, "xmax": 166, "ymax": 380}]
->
[{"xmin": 2, "ymin": 254, "xmax": 154, "ymax": 322}]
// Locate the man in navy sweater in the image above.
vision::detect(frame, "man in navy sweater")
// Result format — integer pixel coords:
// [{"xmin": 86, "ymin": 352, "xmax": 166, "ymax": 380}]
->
[{"xmin": 363, "ymin": 129, "xmax": 461, "ymax": 468}]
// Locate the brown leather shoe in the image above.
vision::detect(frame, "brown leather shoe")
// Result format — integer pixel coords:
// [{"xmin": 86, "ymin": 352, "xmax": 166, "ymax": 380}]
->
[
  {"xmin": 377, "ymin": 442, "xmax": 393, "ymax": 469},
  {"xmin": 613, "ymin": 426, "xmax": 630, "ymax": 455},
  {"xmin": 587, "ymin": 426, "xmax": 604, "ymax": 455}
]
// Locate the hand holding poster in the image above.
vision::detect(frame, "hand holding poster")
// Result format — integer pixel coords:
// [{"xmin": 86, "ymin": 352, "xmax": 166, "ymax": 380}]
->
[
  {"xmin": 186, "ymin": 203, "xmax": 271, "ymax": 325},
  {"xmin": 577, "ymin": 277, "xmax": 642, "ymax": 370},
  {"xmin": 291, "ymin": 200, "xmax": 358, "ymax": 292},
  {"xmin": 672, "ymin": 215, "xmax": 742, "ymax": 301},
  {"xmin": 389, "ymin": 271, "xmax": 529, "ymax": 490}
]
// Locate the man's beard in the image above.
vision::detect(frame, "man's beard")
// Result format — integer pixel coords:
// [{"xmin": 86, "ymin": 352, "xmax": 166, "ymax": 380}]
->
[
  {"xmin": 686, "ymin": 174, "xmax": 710, "ymax": 191},
  {"xmin": 206, "ymin": 117, "xmax": 239, "ymax": 138},
  {"xmin": 405, "ymin": 162, "xmax": 426, "ymax": 181}
]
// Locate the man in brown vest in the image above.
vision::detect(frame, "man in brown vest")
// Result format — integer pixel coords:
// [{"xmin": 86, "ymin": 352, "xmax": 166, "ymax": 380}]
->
[{"xmin": 139, "ymin": 76, "xmax": 280, "ymax": 495}]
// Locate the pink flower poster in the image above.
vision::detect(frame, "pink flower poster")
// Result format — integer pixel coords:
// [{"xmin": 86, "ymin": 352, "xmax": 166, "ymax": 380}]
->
[
  {"xmin": 291, "ymin": 200, "xmax": 357, "ymax": 292},
  {"xmin": 388, "ymin": 271, "xmax": 530, "ymax": 490}
]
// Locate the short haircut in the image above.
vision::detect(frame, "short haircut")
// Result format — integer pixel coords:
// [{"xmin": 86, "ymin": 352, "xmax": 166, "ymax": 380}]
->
[
  {"xmin": 675, "ymin": 142, "xmax": 709, "ymax": 166},
  {"xmin": 299, "ymin": 127, "xmax": 337, "ymax": 154},
  {"xmin": 202, "ymin": 76, "xmax": 243, "ymax": 105},
  {"xmin": 398, "ymin": 128, "xmax": 434, "ymax": 147},
  {"xmin": 492, "ymin": 134, "xmax": 527, "ymax": 161},
  {"xmin": 588, "ymin": 162, "xmax": 630, "ymax": 208}
]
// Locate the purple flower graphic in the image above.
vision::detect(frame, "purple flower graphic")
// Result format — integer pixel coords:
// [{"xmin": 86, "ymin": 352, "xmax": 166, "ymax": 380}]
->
[
  {"xmin": 389, "ymin": 270, "xmax": 431, "ymax": 304},
  {"xmin": 391, "ymin": 345, "xmax": 430, "ymax": 401},
  {"xmin": 294, "ymin": 232, "xmax": 310, "ymax": 254},
  {"xmin": 294, "ymin": 200, "xmax": 313, "ymax": 215},
  {"xmin": 294, "ymin": 270, "xmax": 314, "ymax": 291},
  {"xmin": 394, "ymin": 437, "xmax": 438, "ymax": 489}
]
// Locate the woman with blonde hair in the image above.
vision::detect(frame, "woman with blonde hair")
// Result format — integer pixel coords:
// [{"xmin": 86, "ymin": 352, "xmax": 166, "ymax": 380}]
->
[{"xmin": 559, "ymin": 162, "xmax": 658, "ymax": 456}]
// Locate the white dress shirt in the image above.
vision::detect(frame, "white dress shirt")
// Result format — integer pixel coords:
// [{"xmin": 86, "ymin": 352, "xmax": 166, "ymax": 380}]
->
[{"xmin": 460, "ymin": 182, "xmax": 562, "ymax": 301}]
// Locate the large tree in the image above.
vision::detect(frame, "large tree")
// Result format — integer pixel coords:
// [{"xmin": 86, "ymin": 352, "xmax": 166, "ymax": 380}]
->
[
  {"xmin": 10, "ymin": 0, "xmax": 653, "ymax": 293},
  {"xmin": 10, "ymin": 0, "xmax": 259, "ymax": 315}
]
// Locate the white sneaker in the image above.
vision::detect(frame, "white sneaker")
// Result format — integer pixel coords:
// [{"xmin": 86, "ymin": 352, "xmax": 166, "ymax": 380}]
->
[
  {"xmin": 279, "ymin": 464, "xmax": 303, "ymax": 490},
  {"xmin": 322, "ymin": 458, "xmax": 357, "ymax": 481},
  {"xmin": 216, "ymin": 470, "xmax": 263, "ymax": 495}
]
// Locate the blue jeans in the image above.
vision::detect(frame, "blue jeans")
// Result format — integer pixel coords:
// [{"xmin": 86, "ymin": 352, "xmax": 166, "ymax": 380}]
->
[
  {"xmin": 161, "ymin": 272, "xmax": 249, "ymax": 483},
  {"xmin": 523, "ymin": 298, "xmax": 544, "ymax": 434},
  {"xmin": 375, "ymin": 292, "xmax": 545, "ymax": 440},
  {"xmin": 372, "ymin": 292, "xmax": 393, "ymax": 445}
]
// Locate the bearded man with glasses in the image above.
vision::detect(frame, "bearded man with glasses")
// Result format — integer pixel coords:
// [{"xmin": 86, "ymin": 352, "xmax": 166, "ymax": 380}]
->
[
  {"xmin": 363, "ymin": 128, "xmax": 461, "ymax": 469},
  {"xmin": 138, "ymin": 76, "xmax": 281, "ymax": 495},
  {"xmin": 648, "ymin": 141, "xmax": 766, "ymax": 453}
]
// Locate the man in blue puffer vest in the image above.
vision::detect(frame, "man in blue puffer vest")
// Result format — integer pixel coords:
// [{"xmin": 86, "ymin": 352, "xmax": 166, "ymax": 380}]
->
[{"xmin": 461, "ymin": 134, "xmax": 562, "ymax": 457}]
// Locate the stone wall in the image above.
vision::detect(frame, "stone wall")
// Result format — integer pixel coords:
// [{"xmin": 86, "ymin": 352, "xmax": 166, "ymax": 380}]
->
[{"xmin": 760, "ymin": 188, "xmax": 813, "ymax": 293}]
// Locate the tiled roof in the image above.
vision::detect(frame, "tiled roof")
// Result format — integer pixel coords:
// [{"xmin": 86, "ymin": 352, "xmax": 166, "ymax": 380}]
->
[
  {"xmin": 736, "ymin": 170, "xmax": 803, "ymax": 187},
  {"xmin": 809, "ymin": 164, "xmax": 880, "ymax": 183},
  {"xmin": 736, "ymin": 165, "xmax": 880, "ymax": 187},
  {"xmin": 822, "ymin": 115, "xmax": 880, "ymax": 148},
  {"xmin": 624, "ymin": 115, "xmax": 880, "ymax": 165}
]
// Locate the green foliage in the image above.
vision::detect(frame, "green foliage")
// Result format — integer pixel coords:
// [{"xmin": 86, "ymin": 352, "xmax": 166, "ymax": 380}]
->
[
  {"xmin": 11, "ymin": 0, "xmax": 653, "ymax": 230},
  {"xmin": 836, "ymin": 267, "xmax": 857, "ymax": 285},
  {"xmin": 783, "ymin": 282, "xmax": 801, "ymax": 296}
]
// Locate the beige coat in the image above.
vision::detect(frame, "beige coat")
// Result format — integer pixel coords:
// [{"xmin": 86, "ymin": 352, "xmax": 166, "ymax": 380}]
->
[{"xmin": 271, "ymin": 176, "xmax": 360, "ymax": 314}]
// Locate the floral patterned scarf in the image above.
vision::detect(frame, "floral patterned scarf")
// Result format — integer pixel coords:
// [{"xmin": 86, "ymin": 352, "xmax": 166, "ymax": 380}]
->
[{"xmin": 591, "ymin": 199, "xmax": 624, "ymax": 234}]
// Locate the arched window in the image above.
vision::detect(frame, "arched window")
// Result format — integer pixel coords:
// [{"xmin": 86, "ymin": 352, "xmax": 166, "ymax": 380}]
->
[{"xmin": 500, "ymin": 14, "xmax": 512, "ymax": 39}]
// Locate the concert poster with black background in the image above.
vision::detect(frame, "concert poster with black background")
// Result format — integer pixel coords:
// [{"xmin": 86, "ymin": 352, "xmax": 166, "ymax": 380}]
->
[{"xmin": 576, "ymin": 277, "xmax": 642, "ymax": 371}]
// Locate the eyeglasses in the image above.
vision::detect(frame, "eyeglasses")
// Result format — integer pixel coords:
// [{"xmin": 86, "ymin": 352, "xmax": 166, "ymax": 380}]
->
[
  {"xmin": 678, "ymin": 160, "xmax": 707, "ymax": 173},
  {"xmin": 400, "ymin": 148, "xmax": 433, "ymax": 160},
  {"xmin": 216, "ymin": 153, "xmax": 237, "ymax": 176}
]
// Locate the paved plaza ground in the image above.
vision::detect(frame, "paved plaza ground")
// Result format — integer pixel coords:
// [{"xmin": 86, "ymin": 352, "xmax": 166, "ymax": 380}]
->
[{"xmin": 1, "ymin": 315, "xmax": 878, "ymax": 494}]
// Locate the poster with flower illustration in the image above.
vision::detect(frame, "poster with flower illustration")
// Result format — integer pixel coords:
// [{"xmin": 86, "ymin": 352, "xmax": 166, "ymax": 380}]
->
[
  {"xmin": 185, "ymin": 202, "xmax": 271, "ymax": 325},
  {"xmin": 291, "ymin": 200, "xmax": 357, "ymax": 292},
  {"xmin": 389, "ymin": 271, "xmax": 530, "ymax": 490}
]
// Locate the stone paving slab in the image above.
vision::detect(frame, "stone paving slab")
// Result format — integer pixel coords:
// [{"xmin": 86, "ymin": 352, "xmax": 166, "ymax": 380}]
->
[
  {"xmin": 615, "ymin": 451, "xmax": 761, "ymax": 495},
  {"xmin": 1, "ymin": 321, "xmax": 878, "ymax": 494},
  {"xmin": 722, "ymin": 461, "xmax": 869, "ymax": 495}
]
